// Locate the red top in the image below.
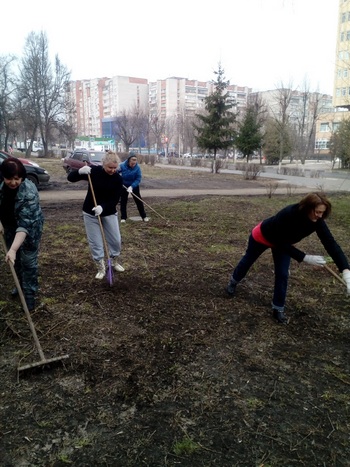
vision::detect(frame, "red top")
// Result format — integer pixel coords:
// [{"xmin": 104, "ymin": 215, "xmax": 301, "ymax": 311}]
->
[{"xmin": 252, "ymin": 222, "xmax": 274, "ymax": 247}]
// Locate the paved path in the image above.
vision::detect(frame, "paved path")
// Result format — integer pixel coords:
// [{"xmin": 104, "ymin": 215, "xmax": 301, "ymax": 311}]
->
[{"xmin": 39, "ymin": 162, "xmax": 350, "ymax": 203}]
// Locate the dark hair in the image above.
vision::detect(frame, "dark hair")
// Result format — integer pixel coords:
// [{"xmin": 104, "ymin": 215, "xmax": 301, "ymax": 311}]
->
[
  {"xmin": 298, "ymin": 192, "xmax": 331, "ymax": 219},
  {"xmin": 1, "ymin": 157, "xmax": 26, "ymax": 180}
]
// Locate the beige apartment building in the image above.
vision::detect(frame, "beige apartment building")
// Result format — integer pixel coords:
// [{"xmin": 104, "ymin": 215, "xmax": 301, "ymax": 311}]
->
[
  {"xmin": 69, "ymin": 75, "xmax": 251, "ymax": 139},
  {"xmin": 68, "ymin": 76, "xmax": 149, "ymax": 137},
  {"xmin": 149, "ymin": 77, "xmax": 251, "ymax": 120},
  {"xmin": 334, "ymin": 0, "xmax": 350, "ymax": 109}
]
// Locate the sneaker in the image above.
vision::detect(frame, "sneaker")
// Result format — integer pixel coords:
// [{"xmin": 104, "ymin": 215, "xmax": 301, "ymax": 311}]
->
[
  {"xmin": 120, "ymin": 219, "xmax": 126, "ymax": 224},
  {"xmin": 143, "ymin": 217, "xmax": 149, "ymax": 222},
  {"xmin": 226, "ymin": 282, "xmax": 236, "ymax": 296},
  {"xmin": 272, "ymin": 309, "xmax": 288, "ymax": 324},
  {"xmin": 112, "ymin": 258, "xmax": 125, "ymax": 272},
  {"xmin": 95, "ymin": 259, "xmax": 106, "ymax": 279}
]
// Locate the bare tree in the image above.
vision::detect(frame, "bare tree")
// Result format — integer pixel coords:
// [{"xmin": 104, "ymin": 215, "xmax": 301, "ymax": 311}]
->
[
  {"xmin": 18, "ymin": 31, "xmax": 72, "ymax": 156},
  {"xmin": 268, "ymin": 83, "xmax": 294, "ymax": 172},
  {"xmin": 0, "ymin": 55, "xmax": 18, "ymax": 151},
  {"xmin": 149, "ymin": 112, "xmax": 165, "ymax": 153}
]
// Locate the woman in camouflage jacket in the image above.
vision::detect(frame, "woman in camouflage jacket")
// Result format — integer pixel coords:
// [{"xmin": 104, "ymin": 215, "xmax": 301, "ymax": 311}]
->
[{"xmin": 0, "ymin": 158, "xmax": 44, "ymax": 311}]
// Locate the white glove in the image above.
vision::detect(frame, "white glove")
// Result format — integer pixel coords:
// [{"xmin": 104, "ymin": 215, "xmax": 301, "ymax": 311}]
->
[
  {"xmin": 342, "ymin": 270, "xmax": 350, "ymax": 295},
  {"xmin": 127, "ymin": 186, "xmax": 133, "ymax": 193},
  {"xmin": 0, "ymin": 221, "xmax": 4, "ymax": 234},
  {"xmin": 303, "ymin": 255, "xmax": 326, "ymax": 266},
  {"xmin": 78, "ymin": 165, "xmax": 91, "ymax": 175},
  {"xmin": 92, "ymin": 205, "xmax": 103, "ymax": 216}
]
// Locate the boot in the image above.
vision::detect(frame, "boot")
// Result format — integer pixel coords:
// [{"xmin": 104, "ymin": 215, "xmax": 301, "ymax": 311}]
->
[
  {"xmin": 95, "ymin": 259, "xmax": 106, "ymax": 279},
  {"xmin": 226, "ymin": 281, "xmax": 237, "ymax": 296},
  {"xmin": 272, "ymin": 308, "xmax": 288, "ymax": 324},
  {"xmin": 112, "ymin": 257, "xmax": 125, "ymax": 272},
  {"xmin": 24, "ymin": 295, "xmax": 35, "ymax": 312}
]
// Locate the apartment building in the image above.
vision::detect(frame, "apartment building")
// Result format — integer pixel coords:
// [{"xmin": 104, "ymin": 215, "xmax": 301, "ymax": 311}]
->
[
  {"xmin": 334, "ymin": 0, "xmax": 350, "ymax": 109},
  {"xmin": 149, "ymin": 77, "xmax": 251, "ymax": 120},
  {"xmin": 68, "ymin": 76, "xmax": 149, "ymax": 137},
  {"xmin": 68, "ymin": 73, "xmax": 252, "ymax": 140}
]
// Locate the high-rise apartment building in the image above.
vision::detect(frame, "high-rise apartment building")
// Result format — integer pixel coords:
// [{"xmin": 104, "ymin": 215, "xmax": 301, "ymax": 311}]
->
[
  {"xmin": 334, "ymin": 0, "xmax": 350, "ymax": 108},
  {"xmin": 69, "ymin": 75, "xmax": 251, "ymax": 139},
  {"xmin": 68, "ymin": 76, "xmax": 149, "ymax": 137}
]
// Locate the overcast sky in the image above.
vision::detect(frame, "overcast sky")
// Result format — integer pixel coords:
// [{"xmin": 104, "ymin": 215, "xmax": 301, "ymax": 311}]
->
[{"xmin": 1, "ymin": 0, "xmax": 338, "ymax": 95}]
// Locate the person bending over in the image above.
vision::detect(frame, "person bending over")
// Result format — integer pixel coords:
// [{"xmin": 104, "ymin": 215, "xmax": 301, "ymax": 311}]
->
[{"xmin": 226, "ymin": 192, "xmax": 350, "ymax": 324}]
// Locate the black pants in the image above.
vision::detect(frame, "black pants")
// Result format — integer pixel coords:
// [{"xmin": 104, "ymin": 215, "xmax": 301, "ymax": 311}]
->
[{"xmin": 120, "ymin": 186, "xmax": 147, "ymax": 220}]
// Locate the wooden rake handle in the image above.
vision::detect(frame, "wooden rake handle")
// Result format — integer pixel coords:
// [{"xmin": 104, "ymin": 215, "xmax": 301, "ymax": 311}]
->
[
  {"xmin": 323, "ymin": 264, "xmax": 347, "ymax": 287},
  {"xmin": 87, "ymin": 174, "xmax": 110, "ymax": 258}
]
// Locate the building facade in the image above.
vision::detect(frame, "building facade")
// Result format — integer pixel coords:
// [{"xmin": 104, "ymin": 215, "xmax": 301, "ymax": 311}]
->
[
  {"xmin": 68, "ymin": 76, "xmax": 149, "ymax": 137},
  {"xmin": 334, "ymin": 0, "xmax": 350, "ymax": 109}
]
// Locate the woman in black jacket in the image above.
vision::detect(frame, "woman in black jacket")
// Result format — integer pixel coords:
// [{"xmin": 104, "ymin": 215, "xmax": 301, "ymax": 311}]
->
[
  {"xmin": 68, "ymin": 151, "xmax": 124, "ymax": 279},
  {"xmin": 226, "ymin": 192, "xmax": 350, "ymax": 324}
]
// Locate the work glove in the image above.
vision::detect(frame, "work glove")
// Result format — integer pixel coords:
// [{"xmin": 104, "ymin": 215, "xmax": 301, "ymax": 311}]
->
[
  {"xmin": 127, "ymin": 186, "xmax": 133, "ymax": 193},
  {"xmin": 92, "ymin": 205, "xmax": 103, "ymax": 216},
  {"xmin": 342, "ymin": 270, "xmax": 350, "ymax": 295},
  {"xmin": 303, "ymin": 255, "xmax": 326, "ymax": 266},
  {"xmin": 0, "ymin": 221, "xmax": 4, "ymax": 234},
  {"xmin": 78, "ymin": 165, "xmax": 91, "ymax": 175}
]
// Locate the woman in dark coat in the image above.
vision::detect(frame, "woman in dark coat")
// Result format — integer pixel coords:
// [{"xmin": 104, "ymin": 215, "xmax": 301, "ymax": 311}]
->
[{"xmin": 226, "ymin": 192, "xmax": 350, "ymax": 324}]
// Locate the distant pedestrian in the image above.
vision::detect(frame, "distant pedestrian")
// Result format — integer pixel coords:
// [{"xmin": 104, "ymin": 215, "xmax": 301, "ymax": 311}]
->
[
  {"xmin": 226, "ymin": 192, "xmax": 350, "ymax": 324},
  {"xmin": 0, "ymin": 158, "xmax": 44, "ymax": 311},
  {"xmin": 67, "ymin": 151, "xmax": 125, "ymax": 280},
  {"xmin": 119, "ymin": 153, "xmax": 148, "ymax": 223}
]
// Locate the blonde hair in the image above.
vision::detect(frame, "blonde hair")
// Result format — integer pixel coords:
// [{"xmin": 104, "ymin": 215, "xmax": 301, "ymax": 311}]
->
[{"xmin": 103, "ymin": 151, "xmax": 120, "ymax": 165}]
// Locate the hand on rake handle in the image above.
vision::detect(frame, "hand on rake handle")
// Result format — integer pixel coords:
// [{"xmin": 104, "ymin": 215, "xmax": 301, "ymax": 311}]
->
[
  {"xmin": 92, "ymin": 205, "xmax": 103, "ymax": 216},
  {"xmin": 127, "ymin": 186, "xmax": 133, "ymax": 193},
  {"xmin": 6, "ymin": 248, "xmax": 16, "ymax": 265},
  {"xmin": 342, "ymin": 270, "xmax": 350, "ymax": 294}
]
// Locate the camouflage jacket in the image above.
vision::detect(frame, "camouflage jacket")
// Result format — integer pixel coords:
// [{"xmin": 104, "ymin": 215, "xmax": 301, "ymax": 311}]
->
[{"xmin": 0, "ymin": 179, "xmax": 44, "ymax": 250}]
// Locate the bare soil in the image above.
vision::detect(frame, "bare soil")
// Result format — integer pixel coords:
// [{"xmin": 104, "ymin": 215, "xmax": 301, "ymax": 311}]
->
[{"xmin": 1, "ymin": 165, "xmax": 350, "ymax": 466}]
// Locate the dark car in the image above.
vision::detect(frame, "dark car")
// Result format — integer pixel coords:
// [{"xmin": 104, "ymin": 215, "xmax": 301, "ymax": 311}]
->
[
  {"xmin": 0, "ymin": 151, "xmax": 50, "ymax": 188},
  {"xmin": 62, "ymin": 149, "xmax": 106, "ymax": 173}
]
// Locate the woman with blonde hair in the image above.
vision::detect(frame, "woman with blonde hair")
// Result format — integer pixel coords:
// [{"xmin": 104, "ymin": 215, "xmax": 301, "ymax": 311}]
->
[{"xmin": 68, "ymin": 151, "xmax": 125, "ymax": 279}]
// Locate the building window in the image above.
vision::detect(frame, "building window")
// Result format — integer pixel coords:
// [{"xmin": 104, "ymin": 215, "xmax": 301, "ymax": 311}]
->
[
  {"xmin": 320, "ymin": 123, "xmax": 329, "ymax": 132},
  {"xmin": 345, "ymin": 69, "xmax": 349, "ymax": 77},
  {"xmin": 342, "ymin": 87, "xmax": 347, "ymax": 96},
  {"xmin": 315, "ymin": 140, "xmax": 329, "ymax": 150},
  {"xmin": 343, "ymin": 13, "xmax": 346, "ymax": 22},
  {"xmin": 336, "ymin": 88, "xmax": 341, "ymax": 97},
  {"xmin": 333, "ymin": 122, "xmax": 340, "ymax": 131},
  {"xmin": 341, "ymin": 32, "xmax": 345, "ymax": 41}
]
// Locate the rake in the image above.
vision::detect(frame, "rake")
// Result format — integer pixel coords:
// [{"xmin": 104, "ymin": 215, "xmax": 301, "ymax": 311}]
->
[
  {"xmin": 1, "ymin": 234, "xmax": 69, "ymax": 372},
  {"xmin": 123, "ymin": 185, "xmax": 168, "ymax": 222},
  {"xmin": 323, "ymin": 263, "xmax": 347, "ymax": 287},
  {"xmin": 88, "ymin": 174, "xmax": 113, "ymax": 286}
]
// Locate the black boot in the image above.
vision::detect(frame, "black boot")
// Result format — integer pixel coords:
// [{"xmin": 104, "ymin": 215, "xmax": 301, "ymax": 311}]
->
[
  {"xmin": 272, "ymin": 308, "xmax": 288, "ymax": 324},
  {"xmin": 24, "ymin": 295, "xmax": 36, "ymax": 312},
  {"xmin": 226, "ymin": 281, "xmax": 237, "ymax": 296}
]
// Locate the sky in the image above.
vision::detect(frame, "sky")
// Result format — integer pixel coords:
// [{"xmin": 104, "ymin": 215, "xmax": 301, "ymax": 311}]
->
[{"xmin": 1, "ymin": 0, "xmax": 338, "ymax": 95}]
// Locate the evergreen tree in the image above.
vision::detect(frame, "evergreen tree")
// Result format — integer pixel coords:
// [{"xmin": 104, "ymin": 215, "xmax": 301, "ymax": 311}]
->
[
  {"xmin": 194, "ymin": 64, "xmax": 236, "ymax": 173},
  {"xmin": 235, "ymin": 104, "xmax": 263, "ymax": 161}
]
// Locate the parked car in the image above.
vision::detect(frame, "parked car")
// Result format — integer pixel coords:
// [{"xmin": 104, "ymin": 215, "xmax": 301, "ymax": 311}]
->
[
  {"xmin": 62, "ymin": 149, "xmax": 106, "ymax": 173},
  {"xmin": 0, "ymin": 150, "xmax": 50, "ymax": 188}
]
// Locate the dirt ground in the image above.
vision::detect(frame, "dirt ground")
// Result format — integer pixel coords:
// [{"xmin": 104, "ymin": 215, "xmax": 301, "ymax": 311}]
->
[{"xmin": 1, "ymin": 167, "xmax": 350, "ymax": 466}]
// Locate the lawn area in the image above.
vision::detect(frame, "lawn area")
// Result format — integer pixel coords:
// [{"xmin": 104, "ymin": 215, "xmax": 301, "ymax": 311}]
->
[{"xmin": 1, "ymin": 162, "xmax": 350, "ymax": 466}]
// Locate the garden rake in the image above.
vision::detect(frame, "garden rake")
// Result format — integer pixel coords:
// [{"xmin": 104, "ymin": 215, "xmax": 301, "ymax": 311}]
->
[
  {"xmin": 88, "ymin": 174, "xmax": 114, "ymax": 286},
  {"xmin": 1, "ymin": 234, "xmax": 69, "ymax": 372},
  {"xmin": 123, "ymin": 185, "xmax": 168, "ymax": 222}
]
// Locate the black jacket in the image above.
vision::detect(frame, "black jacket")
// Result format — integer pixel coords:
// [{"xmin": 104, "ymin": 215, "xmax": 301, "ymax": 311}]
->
[
  {"xmin": 68, "ymin": 166, "xmax": 123, "ymax": 216},
  {"xmin": 260, "ymin": 203, "xmax": 349, "ymax": 271}
]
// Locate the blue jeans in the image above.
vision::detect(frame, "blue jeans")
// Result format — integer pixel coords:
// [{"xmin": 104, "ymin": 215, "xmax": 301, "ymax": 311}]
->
[{"xmin": 230, "ymin": 234, "xmax": 291, "ymax": 311}]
